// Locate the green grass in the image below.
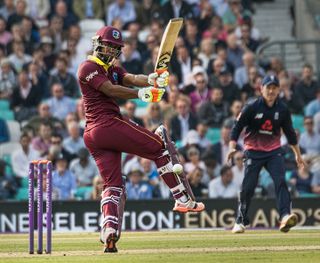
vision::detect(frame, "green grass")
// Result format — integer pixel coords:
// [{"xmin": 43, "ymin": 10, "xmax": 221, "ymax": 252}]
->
[{"xmin": 1, "ymin": 230, "xmax": 320, "ymax": 262}]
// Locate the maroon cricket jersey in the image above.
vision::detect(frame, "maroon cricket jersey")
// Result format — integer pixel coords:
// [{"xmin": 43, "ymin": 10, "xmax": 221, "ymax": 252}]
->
[{"xmin": 77, "ymin": 60, "xmax": 127, "ymax": 129}]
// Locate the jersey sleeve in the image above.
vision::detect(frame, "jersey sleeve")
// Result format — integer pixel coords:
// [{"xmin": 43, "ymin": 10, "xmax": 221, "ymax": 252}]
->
[
  {"xmin": 78, "ymin": 62, "xmax": 109, "ymax": 90},
  {"xmin": 281, "ymin": 108, "xmax": 298, "ymax": 145},
  {"xmin": 230, "ymin": 103, "xmax": 252, "ymax": 142},
  {"xmin": 113, "ymin": 66, "xmax": 127, "ymax": 86}
]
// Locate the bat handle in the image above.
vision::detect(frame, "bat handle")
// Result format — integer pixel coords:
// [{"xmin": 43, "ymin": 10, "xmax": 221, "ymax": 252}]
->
[{"xmin": 154, "ymin": 68, "xmax": 167, "ymax": 89}]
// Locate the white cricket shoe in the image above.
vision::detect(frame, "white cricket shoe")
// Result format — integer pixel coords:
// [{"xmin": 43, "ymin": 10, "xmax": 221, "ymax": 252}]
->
[
  {"xmin": 232, "ymin": 223, "xmax": 246, "ymax": 233},
  {"xmin": 279, "ymin": 213, "xmax": 297, "ymax": 233}
]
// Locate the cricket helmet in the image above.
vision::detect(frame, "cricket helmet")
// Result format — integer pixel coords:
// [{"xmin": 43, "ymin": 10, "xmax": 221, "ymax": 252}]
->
[{"xmin": 92, "ymin": 26, "xmax": 124, "ymax": 64}]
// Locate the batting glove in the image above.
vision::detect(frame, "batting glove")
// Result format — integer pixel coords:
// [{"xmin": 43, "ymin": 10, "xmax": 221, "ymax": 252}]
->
[
  {"xmin": 138, "ymin": 87, "xmax": 165, "ymax": 102},
  {"xmin": 147, "ymin": 70, "xmax": 169, "ymax": 88}
]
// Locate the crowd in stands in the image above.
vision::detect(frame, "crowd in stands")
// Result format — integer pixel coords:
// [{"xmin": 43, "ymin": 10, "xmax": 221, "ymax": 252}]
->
[{"xmin": 1, "ymin": 0, "xmax": 320, "ymax": 201}]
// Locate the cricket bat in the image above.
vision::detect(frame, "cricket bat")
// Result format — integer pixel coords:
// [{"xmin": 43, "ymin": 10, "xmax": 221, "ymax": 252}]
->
[{"xmin": 154, "ymin": 18, "xmax": 183, "ymax": 80}]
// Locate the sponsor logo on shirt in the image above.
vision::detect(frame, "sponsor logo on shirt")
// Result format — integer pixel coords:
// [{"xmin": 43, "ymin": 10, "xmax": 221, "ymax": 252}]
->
[
  {"xmin": 254, "ymin": 113, "xmax": 263, "ymax": 119},
  {"xmin": 85, "ymin": 70, "xmax": 98, "ymax": 81},
  {"xmin": 259, "ymin": 119, "xmax": 273, "ymax": 135}
]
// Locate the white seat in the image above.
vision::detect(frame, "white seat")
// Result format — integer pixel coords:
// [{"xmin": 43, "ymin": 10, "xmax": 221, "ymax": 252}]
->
[
  {"xmin": 6, "ymin": 120, "xmax": 21, "ymax": 142},
  {"xmin": 79, "ymin": 19, "xmax": 105, "ymax": 38},
  {"xmin": 0, "ymin": 142, "xmax": 21, "ymax": 158}
]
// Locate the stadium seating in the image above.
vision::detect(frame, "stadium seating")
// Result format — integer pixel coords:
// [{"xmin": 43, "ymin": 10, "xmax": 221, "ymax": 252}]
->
[
  {"xmin": 1, "ymin": 110, "xmax": 14, "ymax": 121},
  {"xmin": 6, "ymin": 120, "xmax": 21, "ymax": 142},
  {"xmin": 0, "ymin": 142, "xmax": 21, "ymax": 158},
  {"xmin": 0, "ymin": 99, "xmax": 10, "ymax": 110},
  {"xmin": 292, "ymin": 114, "xmax": 305, "ymax": 132},
  {"xmin": 205, "ymin": 128, "xmax": 221, "ymax": 144}
]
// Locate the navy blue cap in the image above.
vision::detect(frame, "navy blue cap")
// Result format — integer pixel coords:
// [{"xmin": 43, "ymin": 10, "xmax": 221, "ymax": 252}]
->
[{"xmin": 262, "ymin": 75, "xmax": 279, "ymax": 87}]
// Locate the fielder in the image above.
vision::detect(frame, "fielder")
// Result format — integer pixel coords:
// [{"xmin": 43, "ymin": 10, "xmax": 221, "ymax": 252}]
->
[
  {"xmin": 77, "ymin": 26, "xmax": 204, "ymax": 253},
  {"xmin": 227, "ymin": 75, "xmax": 305, "ymax": 233}
]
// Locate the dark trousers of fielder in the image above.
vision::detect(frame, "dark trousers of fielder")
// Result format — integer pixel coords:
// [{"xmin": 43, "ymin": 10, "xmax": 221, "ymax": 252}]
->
[{"xmin": 237, "ymin": 153, "xmax": 291, "ymax": 224}]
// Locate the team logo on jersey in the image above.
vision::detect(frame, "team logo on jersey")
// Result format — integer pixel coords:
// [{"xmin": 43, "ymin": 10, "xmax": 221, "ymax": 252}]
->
[
  {"xmin": 85, "ymin": 70, "xmax": 98, "ymax": 81},
  {"xmin": 254, "ymin": 113, "xmax": 263, "ymax": 119},
  {"xmin": 112, "ymin": 30, "xmax": 120, "ymax": 39},
  {"xmin": 259, "ymin": 119, "xmax": 273, "ymax": 135},
  {"xmin": 274, "ymin": 112, "xmax": 279, "ymax": 120}
]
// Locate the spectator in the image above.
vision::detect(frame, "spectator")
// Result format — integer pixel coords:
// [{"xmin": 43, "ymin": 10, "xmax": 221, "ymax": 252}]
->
[
  {"xmin": 218, "ymin": 67, "xmax": 240, "ymax": 104},
  {"xmin": 120, "ymin": 38, "xmax": 142, "ymax": 75},
  {"xmin": 7, "ymin": 0, "xmax": 27, "ymax": 31},
  {"xmin": 49, "ymin": 15, "xmax": 64, "ymax": 54},
  {"xmin": 305, "ymin": 89, "xmax": 320, "ymax": 117},
  {"xmin": 226, "ymin": 32, "xmax": 244, "ymax": 70},
  {"xmin": 53, "ymin": 0, "xmax": 78, "ymax": 30},
  {"xmin": 63, "ymin": 121, "xmax": 85, "ymax": 155},
  {"xmin": 208, "ymin": 165, "xmax": 239, "ymax": 198},
  {"xmin": 47, "ymin": 132, "xmax": 75, "ymax": 165},
  {"xmin": 299, "ymin": 117, "xmax": 320, "ymax": 155},
  {"xmin": 139, "ymin": 158, "xmax": 160, "ymax": 198},
  {"xmin": 0, "ymin": 118, "xmax": 9, "ymax": 143},
  {"xmin": 187, "ymin": 167, "xmax": 208, "ymax": 198},
  {"xmin": 170, "ymin": 95, "xmax": 198, "ymax": 142},
  {"xmin": 189, "ymin": 66, "xmax": 211, "ymax": 113},
  {"xmin": 0, "ymin": 17, "xmax": 12, "ymax": 46},
  {"xmin": 25, "ymin": 0, "xmax": 51, "ymax": 22},
  {"xmin": 12, "ymin": 133, "xmax": 40, "ymax": 179},
  {"xmin": 70, "ymin": 148, "xmax": 98, "ymax": 187},
  {"xmin": 241, "ymin": 65, "xmax": 258, "ymax": 101},
  {"xmin": 143, "ymin": 103, "xmax": 163, "ymax": 132},
  {"xmin": 48, "ymin": 56, "xmax": 79, "ymax": 97},
  {"xmin": 8, "ymin": 41, "xmax": 32, "ymax": 72},
  {"xmin": 126, "ymin": 22, "xmax": 148, "ymax": 62},
  {"xmin": 290, "ymin": 164, "xmax": 313, "ymax": 196},
  {"xmin": 311, "ymin": 171, "xmax": 320, "ymax": 195},
  {"xmin": 226, "ymin": 100, "xmax": 243, "ymax": 124},
  {"xmin": 40, "ymin": 36, "xmax": 56, "ymax": 71},
  {"xmin": 235, "ymin": 14, "xmax": 261, "ymax": 41},
  {"xmin": 91, "ymin": 175, "xmax": 104, "ymax": 200},
  {"xmin": 27, "ymin": 102, "xmax": 63, "ymax": 133},
  {"xmin": 173, "ymin": 45, "xmax": 192, "ymax": 87},
  {"xmin": 143, "ymin": 44, "xmax": 158, "ymax": 74},
  {"xmin": 208, "ymin": 57, "xmax": 226, "ymax": 88},
  {"xmin": 197, "ymin": 38, "xmax": 216, "ymax": 70},
  {"xmin": 75, "ymin": 97, "xmax": 86, "ymax": 130},
  {"xmin": 0, "ymin": 0, "xmax": 16, "ymax": 21},
  {"xmin": 196, "ymin": 121, "xmax": 211, "ymax": 148},
  {"xmin": 231, "ymin": 151, "xmax": 245, "ymax": 188},
  {"xmin": 10, "ymin": 70, "xmax": 41, "ymax": 121},
  {"xmin": 234, "ymin": 52, "xmax": 264, "ymax": 89},
  {"xmin": 279, "ymin": 77, "xmax": 302, "ymax": 114},
  {"xmin": 198, "ymin": 87, "xmax": 229, "ymax": 128},
  {"xmin": 106, "ymin": 0, "xmax": 136, "ymax": 27},
  {"xmin": 21, "ymin": 16, "xmax": 39, "ymax": 53},
  {"xmin": 123, "ymin": 100, "xmax": 144, "ymax": 127},
  {"xmin": 161, "ymin": 0, "xmax": 193, "ymax": 24},
  {"xmin": 208, "ymin": 119, "xmax": 242, "ymax": 165},
  {"xmin": 135, "ymin": 0, "xmax": 161, "ymax": 27},
  {"xmin": 238, "ymin": 23, "xmax": 260, "ymax": 52},
  {"xmin": 0, "ymin": 159, "xmax": 17, "ymax": 200},
  {"xmin": 0, "ymin": 58, "xmax": 16, "ymax": 99},
  {"xmin": 27, "ymin": 61, "xmax": 49, "ymax": 98},
  {"xmin": 31, "ymin": 121, "xmax": 52, "ymax": 156},
  {"xmin": 72, "ymin": 0, "xmax": 104, "ymax": 19},
  {"xmin": 52, "ymin": 154, "xmax": 77, "ymax": 200},
  {"xmin": 184, "ymin": 18, "xmax": 201, "ymax": 58},
  {"xmin": 45, "ymin": 83, "xmax": 76, "ymax": 121},
  {"xmin": 294, "ymin": 63, "xmax": 319, "ymax": 106},
  {"xmin": 126, "ymin": 165, "xmax": 153, "ymax": 200}
]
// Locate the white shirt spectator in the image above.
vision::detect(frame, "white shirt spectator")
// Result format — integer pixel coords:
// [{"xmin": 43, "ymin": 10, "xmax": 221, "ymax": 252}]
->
[
  {"xmin": 11, "ymin": 147, "xmax": 40, "ymax": 178},
  {"xmin": 208, "ymin": 174, "xmax": 239, "ymax": 198},
  {"xmin": 299, "ymin": 131, "xmax": 320, "ymax": 155},
  {"xmin": 106, "ymin": 0, "xmax": 136, "ymax": 26},
  {"xmin": 70, "ymin": 157, "xmax": 98, "ymax": 186},
  {"xmin": 46, "ymin": 96, "xmax": 76, "ymax": 120},
  {"xmin": 63, "ymin": 137, "xmax": 85, "ymax": 155}
]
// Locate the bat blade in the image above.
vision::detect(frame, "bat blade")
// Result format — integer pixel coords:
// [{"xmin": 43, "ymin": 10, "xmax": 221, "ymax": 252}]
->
[{"xmin": 154, "ymin": 18, "xmax": 183, "ymax": 73}]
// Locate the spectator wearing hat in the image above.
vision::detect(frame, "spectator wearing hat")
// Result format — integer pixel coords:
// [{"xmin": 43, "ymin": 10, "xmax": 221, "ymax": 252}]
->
[
  {"xmin": 0, "ymin": 58, "xmax": 16, "ymax": 99},
  {"xmin": 208, "ymin": 165, "xmax": 239, "ymax": 198},
  {"xmin": 189, "ymin": 66, "xmax": 211, "ymax": 113},
  {"xmin": 198, "ymin": 87, "xmax": 229, "ymax": 128},
  {"xmin": 208, "ymin": 119, "xmax": 242, "ymax": 165},
  {"xmin": 52, "ymin": 153, "xmax": 77, "ymax": 200},
  {"xmin": 218, "ymin": 66, "xmax": 241, "ymax": 104},
  {"xmin": 126, "ymin": 165, "xmax": 153, "ymax": 200},
  {"xmin": 70, "ymin": 148, "xmax": 98, "ymax": 187},
  {"xmin": 170, "ymin": 95, "xmax": 198, "ymax": 142}
]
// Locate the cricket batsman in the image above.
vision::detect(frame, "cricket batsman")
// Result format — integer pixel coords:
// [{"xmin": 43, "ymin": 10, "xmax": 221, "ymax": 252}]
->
[
  {"xmin": 77, "ymin": 26, "xmax": 204, "ymax": 253},
  {"xmin": 227, "ymin": 75, "xmax": 306, "ymax": 234}
]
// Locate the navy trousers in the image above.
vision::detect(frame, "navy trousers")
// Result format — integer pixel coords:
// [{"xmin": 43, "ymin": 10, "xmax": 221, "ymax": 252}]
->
[{"xmin": 236, "ymin": 152, "xmax": 291, "ymax": 225}]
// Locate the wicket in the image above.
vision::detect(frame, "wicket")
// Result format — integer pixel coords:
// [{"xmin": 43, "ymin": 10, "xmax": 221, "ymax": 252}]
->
[{"xmin": 28, "ymin": 160, "xmax": 53, "ymax": 254}]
